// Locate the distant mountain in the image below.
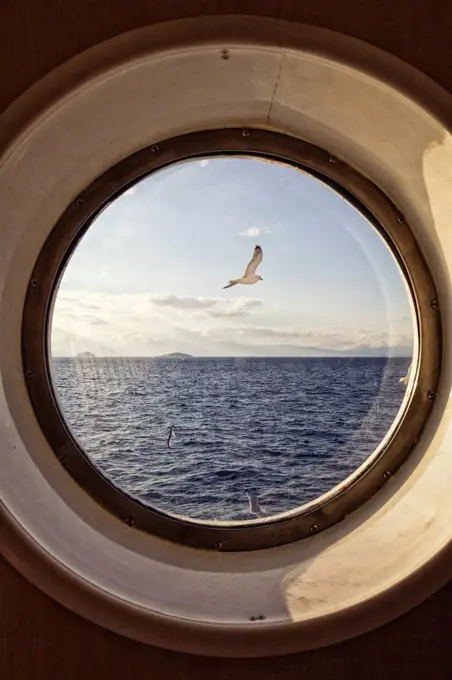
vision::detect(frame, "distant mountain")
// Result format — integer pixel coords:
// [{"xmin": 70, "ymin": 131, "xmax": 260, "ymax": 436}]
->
[
  {"xmin": 155, "ymin": 352, "xmax": 193, "ymax": 360},
  {"xmin": 75, "ymin": 351, "xmax": 96, "ymax": 358},
  {"xmin": 211, "ymin": 341, "xmax": 410, "ymax": 358}
]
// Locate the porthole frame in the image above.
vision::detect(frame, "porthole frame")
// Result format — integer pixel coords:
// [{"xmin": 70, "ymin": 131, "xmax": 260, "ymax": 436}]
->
[{"xmin": 21, "ymin": 127, "xmax": 442, "ymax": 552}]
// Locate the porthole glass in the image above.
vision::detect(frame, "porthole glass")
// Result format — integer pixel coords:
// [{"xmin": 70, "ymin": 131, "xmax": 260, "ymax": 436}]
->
[{"xmin": 22, "ymin": 129, "xmax": 440, "ymax": 550}]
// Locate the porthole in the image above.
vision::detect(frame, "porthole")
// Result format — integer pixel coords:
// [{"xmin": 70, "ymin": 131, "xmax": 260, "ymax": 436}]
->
[{"xmin": 21, "ymin": 128, "xmax": 441, "ymax": 551}]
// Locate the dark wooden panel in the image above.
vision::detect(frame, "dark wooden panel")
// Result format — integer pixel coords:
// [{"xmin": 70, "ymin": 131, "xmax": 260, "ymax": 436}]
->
[
  {"xmin": 0, "ymin": 553, "xmax": 451, "ymax": 679},
  {"xmin": 0, "ymin": 554, "xmax": 354, "ymax": 679},
  {"xmin": 0, "ymin": 0, "xmax": 451, "ymax": 116},
  {"xmin": 281, "ymin": 0, "xmax": 452, "ymax": 92},
  {"xmin": 0, "ymin": 0, "xmax": 277, "ymax": 115}
]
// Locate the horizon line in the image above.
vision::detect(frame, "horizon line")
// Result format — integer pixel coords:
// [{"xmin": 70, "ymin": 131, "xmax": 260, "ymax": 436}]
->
[{"xmin": 52, "ymin": 354, "xmax": 413, "ymax": 360}]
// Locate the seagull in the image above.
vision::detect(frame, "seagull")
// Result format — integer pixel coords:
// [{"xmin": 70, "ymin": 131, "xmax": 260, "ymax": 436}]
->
[
  {"xmin": 246, "ymin": 490, "xmax": 267, "ymax": 518},
  {"xmin": 166, "ymin": 425, "xmax": 175, "ymax": 449},
  {"xmin": 399, "ymin": 362, "xmax": 412, "ymax": 385},
  {"xmin": 223, "ymin": 245, "xmax": 263, "ymax": 289}
]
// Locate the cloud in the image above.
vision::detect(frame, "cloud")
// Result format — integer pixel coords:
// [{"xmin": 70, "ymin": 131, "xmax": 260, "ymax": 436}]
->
[
  {"xmin": 85, "ymin": 317, "xmax": 109, "ymax": 325},
  {"xmin": 151, "ymin": 294, "xmax": 214, "ymax": 310},
  {"xmin": 50, "ymin": 291, "xmax": 412, "ymax": 357},
  {"xmin": 215, "ymin": 324, "xmax": 412, "ymax": 353},
  {"xmin": 51, "ymin": 291, "xmax": 265, "ymax": 355},
  {"xmin": 237, "ymin": 225, "xmax": 274, "ymax": 238},
  {"xmin": 238, "ymin": 226, "xmax": 262, "ymax": 238},
  {"xmin": 51, "ymin": 326, "xmax": 113, "ymax": 357},
  {"xmin": 150, "ymin": 293, "xmax": 262, "ymax": 317},
  {"xmin": 209, "ymin": 299, "xmax": 262, "ymax": 317}
]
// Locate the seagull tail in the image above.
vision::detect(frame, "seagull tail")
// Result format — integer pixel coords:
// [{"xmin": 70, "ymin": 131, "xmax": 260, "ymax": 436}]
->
[{"xmin": 223, "ymin": 280, "xmax": 239, "ymax": 289}]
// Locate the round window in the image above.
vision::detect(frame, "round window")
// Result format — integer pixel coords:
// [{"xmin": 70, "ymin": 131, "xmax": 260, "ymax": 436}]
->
[{"xmin": 22, "ymin": 129, "xmax": 441, "ymax": 550}]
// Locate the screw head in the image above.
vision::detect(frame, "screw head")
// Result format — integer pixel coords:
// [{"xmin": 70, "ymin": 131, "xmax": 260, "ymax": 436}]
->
[
  {"xmin": 328, "ymin": 155, "xmax": 338, "ymax": 164},
  {"xmin": 241, "ymin": 129, "xmax": 250, "ymax": 137},
  {"xmin": 383, "ymin": 470, "xmax": 392, "ymax": 480},
  {"xmin": 151, "ymin": 145, "xmax": 159, "ymax": 153},
  {"xmin": 26, "ymin": 369, "xmax": 34, "ymax": 378},
  {"xmin": 427, "ymin": 390, "xmax": 435, "ymax": 400},
  {"xmin": 214, "ymin": 541, "xmax": 223, "ymax": 550},
  {"xmin": 221, "ymin": 49, "xmax": 230, "ymax": 60},
  {"xmin": 431, "ymin": 299, "xmax": 439, "ymax": 310},
  {"xmin": 249, "ymin": 616, "xmax": 256, "ymax": 621},
  {"xmin": 396, "ymin": 214, "xmax": 405, "ymax": 224},
  {"xmin": 257, "ymin": 614, "xmax": 266, "ymax": 620},
  {"xmin": 30, "ymin": 278, "xmax": 39, "ymax": 288},
  {"xmin": 75, "ymin": 198, "xmax": 85, "ymax": 207},
  {"xmin": 310, "ymin": 524, "xmax": 319, "ymax": 535},
  {"xmin": 125, "ymin": 517, "xmax": 135, "ymax": 527}
]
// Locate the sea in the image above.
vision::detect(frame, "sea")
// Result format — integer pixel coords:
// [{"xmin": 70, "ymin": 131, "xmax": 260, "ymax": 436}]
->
[{"xmin": 51, "ymin": 356, "xmax": 410, "ymax": 522}]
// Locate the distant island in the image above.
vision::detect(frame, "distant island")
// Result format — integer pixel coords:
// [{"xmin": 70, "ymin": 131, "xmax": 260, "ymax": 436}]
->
[
  {"xmin": 155, "ymin": 350, "xmax": 398, "ymax": 359},
  {"xmin": 59, "ymin": 352, "xmax": 194, "ymax": 360},
  {"xmin": 154, "ymin": 352, "xmax": 193, "ymax": 360},
  {"xmin": 53, "ymin": 351, "xmax": 409, "ymax": 360}
]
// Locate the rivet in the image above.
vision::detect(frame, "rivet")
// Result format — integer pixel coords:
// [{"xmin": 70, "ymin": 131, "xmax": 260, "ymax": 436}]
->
[
  {"xmin": 241, "ymin": 129, "xmax": 250, "ymax": 137},
  {"xmin": 427, "ymin": 390, "xmax": 435, "ymax": 400},
  {"xmin": 151, "ymin": 145, "xmax": 159, "ymax": 153},
  {"xmin": 214, "ymin": 541, "xmax": 223, "ymax": 551},
  {"xmin": 328, "ymin": 155, "xmax": 338, "ymax": 164},
  {"xmin": 75, "ymin": 198, "xmax": 85, "ymax": 207},
  {"xmin": 310, "ymin": 524, "xmax": 319, "ymax": 535},
  {"xmin": 430, "ymin": 299, "xmax": 439, "ymax": 310},
  {"xmin": 257, "ymin": 615, "xmax": 266, "ymax": 620},
  {"xmin": 60, "ymin": 456, "xmax": 67, "ymax": 466},
  {"xmin": 396, "ymin": 215, "xmax": 405, "ymax": 225},
  {"xmin": 383, "ymin": 470, "xmax": 392, "ymax": 480},
  {"xmin": 221, "ymin": 49, "xmax": 230, "ymax": 60},
  {"xmin": 249, "ymin": 616, "xmax": 257, "ymax": 621},
  {"xmin": 26, "ymin": 369, "xmax": 34, "ymax": 378},
  {"xmin": 30, "ymin": 279, "xmax": 39, "ymax": 288},
  {"xmin": 125, "ymin": 517, "xmax": 136, "ymax": 527}
]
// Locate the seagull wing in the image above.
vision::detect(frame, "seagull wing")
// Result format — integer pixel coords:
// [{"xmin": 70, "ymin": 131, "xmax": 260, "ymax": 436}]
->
[
  {"xmin": 243, "ymin": 245, "xmax": 263, "ymax": 277},
  {"xmin": 400, "ymin": 362, "xmax": 412, "ymax": 383},
  {"xmin": 247, "ymin": 491, "xmax": 266, "ymax": 518},
  {"xmin": 166, "ymin": 425, "xmax": 175, "ymax": 449}
]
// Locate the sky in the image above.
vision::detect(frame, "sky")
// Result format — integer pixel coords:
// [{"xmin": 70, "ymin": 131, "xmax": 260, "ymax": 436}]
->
[{"xmin": 51, "ymin": 156, "xmax": 414, "ymax": 357}]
